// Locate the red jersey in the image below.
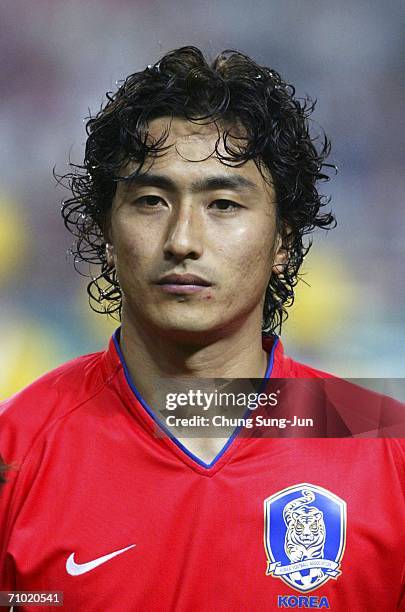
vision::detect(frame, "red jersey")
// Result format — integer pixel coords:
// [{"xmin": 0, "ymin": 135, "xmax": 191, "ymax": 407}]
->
[{"xmin": 0, "ymin": 330, "xmax": 404, "ymax": 611}]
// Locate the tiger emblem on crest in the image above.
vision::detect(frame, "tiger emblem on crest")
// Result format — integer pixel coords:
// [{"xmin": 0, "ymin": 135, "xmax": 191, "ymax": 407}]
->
[{"xmin": 264, "ymin": 483, "xmax": 346, "ymax": 592}]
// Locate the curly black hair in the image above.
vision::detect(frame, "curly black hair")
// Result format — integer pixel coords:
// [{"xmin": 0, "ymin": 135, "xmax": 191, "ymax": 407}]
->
[{"xmin": 60, "ymin": 45, "xmax": 336, "ymax": 335}]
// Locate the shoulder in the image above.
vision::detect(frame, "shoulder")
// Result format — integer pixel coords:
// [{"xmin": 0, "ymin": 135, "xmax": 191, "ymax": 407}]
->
[
  {"xmin": 0, "ymin": 349, "xmax": 105, "ymax": 414},
  {"xmin": 267, "ymin": 336, "xmax": 405, "ymax": 444},
  {"xmin": 0, "ymin": 349, "xmax": 109, "ymax": 465},
  {"xmin": 264, "ymin": 335, "xmax": 335, "ymax": 378},
  {"xmin": 284, "ymin": 357, "xmax": 335, "ymax": 379}
]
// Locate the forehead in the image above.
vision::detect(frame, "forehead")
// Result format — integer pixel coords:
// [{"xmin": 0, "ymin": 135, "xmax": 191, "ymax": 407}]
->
[
  {"xmin": 133, "ymin": 116, "xmax": 272, "ymax": 190},
  {"xmin": 148, "ymin": 115, "xmax": 244, "ymax": 155}
]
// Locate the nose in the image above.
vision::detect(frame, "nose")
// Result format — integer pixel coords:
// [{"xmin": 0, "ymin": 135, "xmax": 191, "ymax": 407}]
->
[{"xmin": 163, "ymin": 203, "xmax": 203, "ymax": 261}]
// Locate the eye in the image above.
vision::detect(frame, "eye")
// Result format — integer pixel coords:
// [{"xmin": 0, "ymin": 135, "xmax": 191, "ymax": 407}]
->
[
  {"xmin": 209, "ymin": 199, "xmax": 242, "ymax": 212},
  {"xmin": 134, "ymin": 195, "xmax": 166, "ymax": 208}
]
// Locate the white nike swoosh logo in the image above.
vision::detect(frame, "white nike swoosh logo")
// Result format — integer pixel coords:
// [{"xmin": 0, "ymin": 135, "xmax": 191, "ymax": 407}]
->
[{"xmin": 66, "ymin": 544, "xmax": 136, "ymax": 576}]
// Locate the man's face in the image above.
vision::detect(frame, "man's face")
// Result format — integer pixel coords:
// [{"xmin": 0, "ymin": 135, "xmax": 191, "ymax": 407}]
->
[{"xmin": 108, "ymin": 117, "xmax": 286, "ymax": 342}]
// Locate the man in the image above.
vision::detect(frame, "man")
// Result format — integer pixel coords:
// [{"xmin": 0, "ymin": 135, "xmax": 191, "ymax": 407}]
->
[{"xmin": 0, "ymin": 47, "xmax": 404, "ymax": 610}]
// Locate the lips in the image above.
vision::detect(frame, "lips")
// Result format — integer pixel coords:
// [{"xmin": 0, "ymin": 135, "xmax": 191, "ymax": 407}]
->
[
  {"xmin": 155, "ymin": 273, "xmax": 212, "ymax": 295},
  {"xmin": 156, "ymin": 274, "xmax": 211, "ymax": 287}
]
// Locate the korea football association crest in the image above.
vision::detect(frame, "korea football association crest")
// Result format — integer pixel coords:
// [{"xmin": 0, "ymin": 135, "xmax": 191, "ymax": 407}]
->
[{"xmin": 264, "ymin": 484, "xmax": 346, "ymax": 593}]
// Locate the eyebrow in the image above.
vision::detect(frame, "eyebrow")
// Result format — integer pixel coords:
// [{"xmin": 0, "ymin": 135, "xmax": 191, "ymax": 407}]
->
[{"xmin": 121, "ymin": 172, "xmax": 260, "ymax": 194}]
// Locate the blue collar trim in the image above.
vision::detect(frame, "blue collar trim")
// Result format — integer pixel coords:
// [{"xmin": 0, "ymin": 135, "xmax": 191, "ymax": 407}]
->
[{"xmin": 112, "ymin": 328, "xmax": 278, "ymax": 469}]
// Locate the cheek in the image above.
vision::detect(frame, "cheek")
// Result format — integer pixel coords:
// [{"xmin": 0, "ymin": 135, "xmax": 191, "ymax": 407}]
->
[
  {"xmin": 222, "ymin": 227, "xmax": 274, "ymax": 292},
  {"xmin": 113, "ymin": 229, "xmax": 154, "ymax": 283}
]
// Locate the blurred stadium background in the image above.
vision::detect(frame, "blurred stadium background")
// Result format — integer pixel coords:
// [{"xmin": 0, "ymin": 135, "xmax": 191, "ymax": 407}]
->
[{"xmin": 1, "ymin": 0, "xmax": 404, "ymax": 400}]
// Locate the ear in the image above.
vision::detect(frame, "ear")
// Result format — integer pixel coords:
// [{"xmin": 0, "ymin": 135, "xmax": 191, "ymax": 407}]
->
[
  {"xmin": 105, "ymin": 242, "xmax": 115, "ymax": 268},
  {"xmin": 102, "ymin": 211, "xmax": 115, "ymax": 268},
  {"xmin": 272, "ymin": 229, "xmax": 291, "ymax": 275}
]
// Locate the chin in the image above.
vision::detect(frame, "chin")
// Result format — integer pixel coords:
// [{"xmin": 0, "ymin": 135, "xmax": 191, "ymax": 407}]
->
[{"xmin": 151, "ymin": 313, "xmax": 232, "ymax": 344}]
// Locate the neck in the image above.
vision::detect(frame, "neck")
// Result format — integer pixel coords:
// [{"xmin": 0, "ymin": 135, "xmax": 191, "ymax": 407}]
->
[
  {"xmin": 118, "ymin": 310, "xmax": 272, "ymax": 463},
  {"xmin": 119, "ymin": 310, "xmax": 269, "ymax": 385}
]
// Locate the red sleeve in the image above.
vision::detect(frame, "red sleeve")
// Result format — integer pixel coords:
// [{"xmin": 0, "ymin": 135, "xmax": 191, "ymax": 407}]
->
[{"xmin": 0, "ymin": 381, "xmax": 60, "ymax": 590}]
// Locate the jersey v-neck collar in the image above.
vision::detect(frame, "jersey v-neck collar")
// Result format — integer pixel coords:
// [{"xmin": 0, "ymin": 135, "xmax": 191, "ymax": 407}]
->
[{"xmin": 104, "ymin": 327, "xmax": 284, "ymax": 475}]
